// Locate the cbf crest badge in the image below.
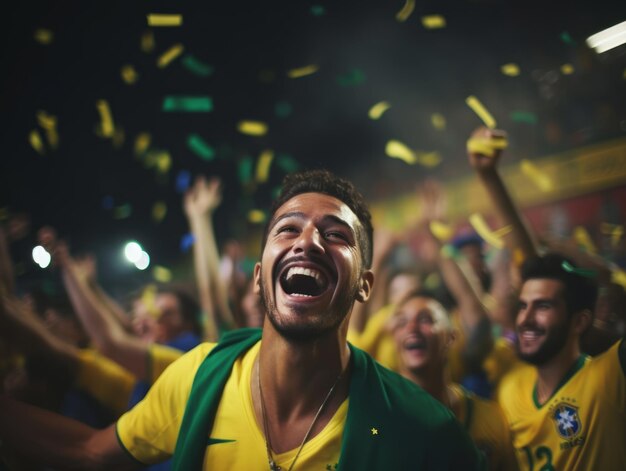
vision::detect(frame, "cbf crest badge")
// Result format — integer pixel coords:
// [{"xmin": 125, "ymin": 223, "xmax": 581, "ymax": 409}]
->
[{"xmin": 551, "ymin": 402, "xmax": 582, "ymax": 439}]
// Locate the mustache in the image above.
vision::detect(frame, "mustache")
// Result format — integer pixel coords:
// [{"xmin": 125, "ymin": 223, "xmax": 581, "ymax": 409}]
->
[{"xmin": 273, "ymin": 255, "xmax": 334, "ymax": 280}]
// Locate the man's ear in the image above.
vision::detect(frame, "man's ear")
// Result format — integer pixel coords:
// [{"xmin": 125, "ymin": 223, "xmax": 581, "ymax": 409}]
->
[
  {"xmin": 355, "ymin": 270, "xmax": 374, "ymax": 303},
  {"xmin": 574, "ymin": 309, "xmax": 593, "ymax": 335},
  {"xmin": 252, "ymin": 262, "xmax": 262, "ymax": 295}
]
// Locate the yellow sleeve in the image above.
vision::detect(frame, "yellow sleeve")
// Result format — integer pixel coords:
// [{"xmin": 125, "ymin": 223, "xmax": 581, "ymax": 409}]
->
[
  {"xmin": 116, "ymin": 343, "xmax": 215, "ymax": 464},
  {"xmin": 148, "ymin": 343, "xmax": 184, "ymax": 385},
  {"xmin": 76, "ymin": 349, "xmax": 136, "ymax": 417}
]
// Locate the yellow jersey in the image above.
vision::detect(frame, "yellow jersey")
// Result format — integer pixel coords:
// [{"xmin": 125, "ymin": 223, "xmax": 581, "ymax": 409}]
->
[
  {"xmin": 117, "ymin": 341, "xmax": 347, "ymax": 470},
  {"xmin": 497, "ymin": 340, "xmax": 626, "ymax": 470}
]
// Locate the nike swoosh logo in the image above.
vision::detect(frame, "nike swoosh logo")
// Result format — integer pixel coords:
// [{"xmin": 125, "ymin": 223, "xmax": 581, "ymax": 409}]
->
[{"xmin": 206, "ymin": 437, "xmax": 236, "ymax": 445}]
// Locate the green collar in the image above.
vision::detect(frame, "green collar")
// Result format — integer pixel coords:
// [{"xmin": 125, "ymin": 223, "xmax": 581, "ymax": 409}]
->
[{"xmin": 532, "ymin": 354, "xmax": 588, "ymax": 408}]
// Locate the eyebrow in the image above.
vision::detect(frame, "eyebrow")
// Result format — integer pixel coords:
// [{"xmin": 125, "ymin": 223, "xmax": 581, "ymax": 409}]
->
[{"xmin": 268, "ymin": 211, "xmax": 355, "ymax": 236}]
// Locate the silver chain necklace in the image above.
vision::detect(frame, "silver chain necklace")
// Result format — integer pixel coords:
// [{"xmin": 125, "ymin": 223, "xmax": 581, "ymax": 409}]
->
[{"xmin": 256, "ymin": 358, "xmax": 344, "ymax": 471}]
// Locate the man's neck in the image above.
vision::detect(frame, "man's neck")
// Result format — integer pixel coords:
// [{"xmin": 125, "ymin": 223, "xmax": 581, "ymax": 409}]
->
[{"xmin": 535, "ymin": 346, "xmax": 582, "ymax": 405}]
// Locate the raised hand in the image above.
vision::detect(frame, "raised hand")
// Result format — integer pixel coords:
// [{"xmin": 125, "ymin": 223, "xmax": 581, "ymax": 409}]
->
[
  {"xmin": 183, "ymin": 176, "xmax": 223, "ymax": 218},
  {"xmin": 467, "ymin": 126, "xmax": 508, "ymax": 171}
]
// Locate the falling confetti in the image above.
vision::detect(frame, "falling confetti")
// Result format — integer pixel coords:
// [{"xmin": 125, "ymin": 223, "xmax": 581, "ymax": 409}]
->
[
  {"xmin": 368, "ymin": 101, "xmax": 391, "ymax": 120},
  {"xmin": 147, "ymin": 14, "xmax": 183, "ymax": 27},
  {"xmin": 612, "ymin": 269, "xmax": 626, "ymax": 290},
  {"xmin": 187, "ymin": 134, "xmax": 215, "ymax": 160},
  {"xmin": 181, "ymin": 54, "xmax": 214, "ymax": 77},
  {"xmin": 121, "ymin": 65, "xmax": 138, "ymax": 84},
  {"xmin": 310, "ymin": 5, "xmax": 326, "ymax": 16},
  {"xmin": 176, "ymin": 170, "xmax": 192, "ymax": 193},
  {"xmin": 560, "ymin": 31, "xmax": 575, "ymax": 45},
  {"xmin": 469, "ymin": 213, "xmax": 508, "ymax": 249},
  {"xmin": 337, "ymin": 69, "xmax": 366, "ymax": 87},
  {"xmin": 248, "ymin": 209, "xmax": 267, "ymax": 224},
  {"xmin": 431, "ymin": 113, "xmax": 446, "ymax": 130},
  {"xmin": 385, "ymin": 140, "xmax": 417, "ymax": 165},
  {"xmin": 96, "ymin": 100, "xmax": 115, "ymax": 138},
  {"xmin": 155, "ymin": 152, "xmax": 172, "ymax": 174},
  {"xmin": 510, "ymin": 111, "xmax": 537, "ymax": 124},
  {"xmin": 237, "ymin": 120, "xmax": 268, "ymax": 136},
  {"xmin": 141, "ymin": 30, "xmax": 155, "ymax": 53},
  {"xmin": 416, "ymin": 151, "xmax": 442, "ymax": 168},
  {"xmin": 152, "ymin": 201, "xmax": 167, "ymax": 222},
  {"xmin": 601, "ymin": 223, "xmax": 624, "ymax": 247},
  {"xmin": 238, "ymin": 156, "xmax": 254, "ymax": 184},
  {"xmin": 287, "ymin": 65, "xmax": 319, "ymax": 78},
  {"xmin": 163, "ymin": 96, "xmax": 213, "ymax": 112},
  {"xmin": 134, "ymin": 133, "xmax": 151, "ymax": 156},
  {"xmin": 421, "ymin": 15, "xmax": 446, "ymax": 29},
  {"xmin": 466, "ymin": 96, "xmax": 496, "ymax": 129},
  {"xmin": 274, "ymin": 101, "xmax": 292, "ymax": 118},
  {"xmin": 395, "ymin": 0, "xmax": 415, "ymax": 22},
  {"xmin": 33, "ymin": 29, "xmax": 53, "ymax": 44},
  {"xmin": 276, "ymin": 154, "xmax": 299, "ymax": 173},
  {"xmin": 153, "ymin": 266, "xmax": 172, "ymax": 283},
  {"xmin": 180, "ymin": 233, "xmax": 195, "ymax": 252},
  {"xmin": 501, "ymin": 63, "xmax": 520, "ymax": 76},
  {"xmin": 520, "ymin": 159, "xmax": 553, "ymax": 191},
  {"xmin": 560, "ymin": 64, "xmax": 574, "ymax": 75},
  {"xmin": 429, "ymin": 221, "xmax": 454, "ymax": 241},
  {"xmin": 466, "ymin": 135, "xmax": 508, "ymax": 157},
  {"xmin": 157, "ymin": 43, "xmax": 184, "ymax": 68},
  {"xmin": 256, "ymin": 150, "xmax": 274, "ymax": 183},
  {"xmin": 37, "ymin": 110, "xmax": 59, "ymax": 149},
  {"xmin": 113, "ymin": 204, "xmax": 132, "ymax": 220},
  {"xmin": 29, "ymin": 130, "xmax": 45, "ymax": 155},
  {"xmin": 573, "ymin": 226, "xmax": 597, "ymax": 254}
]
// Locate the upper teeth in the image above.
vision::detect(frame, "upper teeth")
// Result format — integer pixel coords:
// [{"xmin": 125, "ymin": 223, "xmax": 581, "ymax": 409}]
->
[{"xmin": 285, "ymin": 266, "xmax": 324, "ymax": 287}]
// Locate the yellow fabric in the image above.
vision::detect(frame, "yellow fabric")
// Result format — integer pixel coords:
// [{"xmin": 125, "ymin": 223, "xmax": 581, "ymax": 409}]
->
[
  {"xmin": 348, "ymin": 304, "xmax": 398, "ymax": 371},
  {"xmin": 497, "ymin": 341, "xmax": 626, "ymax": 471},
  {"xmin": 451, "ymin": 384, "xmax": 518, "ymax": 471},
  {"xmin": 117, "ymin": 341, "xmax": 347, "ymax": 469},
  {"xmin": 482, "ymin": 337, "xmax": 521, "ymax": 388},
  {"xmin": 76, "ymin": 348, "xmax": 136, "ymax": 416},
  {"xmin": 148, "ymin": 343, "xmax": 184, "ymax": 384}
]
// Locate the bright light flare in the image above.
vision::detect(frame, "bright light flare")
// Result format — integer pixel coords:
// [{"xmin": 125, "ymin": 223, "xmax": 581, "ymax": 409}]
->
[
  {"xmin": 32, "ymin": 245, "xmax": 51, "ymax": 268},
  {"xmin": 124, "ymin": 242, "xmax": 143, "ymax": 263},
  {"xmin": 586, "ymin": 21, "xmax": 626, "ymax": 53},
  {"xmin": 135, "ymin": 251, "xmax": 150, "ymax": 270}
]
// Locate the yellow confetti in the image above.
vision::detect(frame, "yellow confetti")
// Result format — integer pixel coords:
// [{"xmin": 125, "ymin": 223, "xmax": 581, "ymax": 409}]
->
[
  {"xmin": 492, "ymin": 224, "xmax": 513, "ymax": 238},
  {"xmin": 121, "ymin": 65, "xmax": 138, "ymax": 84},
  {"xmin": 96, "ymin": 100, "xmax": 114, "ymax": 138},
  {"xmin": 147, "ymin": 14, "xmax": 183, "ymax": 27},
  {"xmin": 601, "ymin": 223, "xmax": 624, "ymax": 248},
  {"xmin": 134, "ymin": 133, "xmax": 151, "ymax": 156},
  {"xmin": 29, "ymin": 130, "xmax": 45, "ymax": 155},
  {"xmin": 573, "ymin": 226, "xmax": 597, "ymax": 254},
  {"xmin": 385, "ymin": 140, "xmax": 417, "ymax": 165},
  {"xmin": 45, "ymin": 128, "xmax": 60, "ymax": 149},
  {"xmin": 501, "ymin": 63, "xmax": 520, "ymax": 77},
  {"xmin": 612, "ymin": 269, "xmax": 626, "ymax": 290},
  {"xmin": 157, "ymin": 43, "xmax": 184, "ymax": 68},
  {"xmin": 36, "ymin": 110, "xmax": 57, "ymax": 130},
  {"xmin": 466, "ymin": 95, "xmax": 496, "ymax": 129},
  {"xmin": 421, "ymin": 15, "xmax": 446, "ymax": 29},
  {"xmin": 255, "ymin": 150, "xmax": 274, "ymax": 183},
  {"xmin": 153, "ymin": 266, "xmax": 172, "ymax": 283},
  {"xmin": 395, "ymin": 0, "xmax": 415, "ymax": 22},
  {"xmin": 287, "ymin": 64, "xmax": 319, "ymax": 78},
  {"xmin": 155, "ymin": 152, "xmax": 172, "ymax": 174},
  {"xmin": 431, "ymin": 113, "xmax": 446, "ymax": 130},
  {"xmin": 33, "ymin": 28, "xmax": 53, "ymax": 44},
  {"xmin": 152, "ymin": 201, "xmax": 167, "ymax": 222},
  {"xmin": 237, "ymin": 120, "xmax": 268, "ymax": 136},
  {"xmin": 429, "ymin": 221, "xmax": 454, "ymax": 241},
  {"xmin": 141, "ymin": 30, "xmax": 155, "ymax": 53},
  {"xmin": 466, "ymin": 136, "xmax": 508, "ymax": 157},
  {"xmin": 248, "ymin": 209, "xmax": 267, "ymax": 224},
  {"xmin": 560, "ymin": 64, "xmax": 574, "ymax": 75},
  {"xmin": 140, "ymin": 285, "xmax": 159, "ymax": 318},
  {"xmin": 368, "ymin": 101, "xmax": 391, "ymax": 120},
  {"xmin": 469, "ymin": 213, "xmax": 506, "ymax": 249},
  {"xmin": 520, "ymin": 159, "xmax": 553, "ymax": 192},
  {"xmin": 416, "ymin": 151, "xmax": 442, "ymax": 168}
]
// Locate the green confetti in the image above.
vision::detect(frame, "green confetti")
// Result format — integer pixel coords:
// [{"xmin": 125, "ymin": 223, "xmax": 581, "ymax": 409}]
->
[
  {"xmin": 181, "ymin": 54, "xmax": 215, "ymax": 77},
  {"xmin": 311, "ymin": 5, "xmax": 326, "ymax": 16},
  {"xmin": 113, "ymin": 204, "xmax": 132, "ymax": 219},
  {"xmin": 560, "ymin": 31, "xmax": 575, "ymax": 45},
  {"xmin": 276, "ymin": 154, "xmax": 299, "ymax": 173},
  {"xmin": 336, "ymin": 68, "xmax": 366, "ymax": 87},
  {"xmin": 275, "ymin": 101, "xmax": 293, "ymax": 118},
  {"xmin": 510, "ymin": 111, "xmax": 538, "ymax": 125},
  {"xmin": 163, "ymin": 96, "xmax": 213, "ymax": 112},
  {"xmin": 561, "ymin": 261, "xmax": 596, "ymax": 278},
  {"xmin": 238, "ymin": 156, "xmax": 254, "ymax": 185},
  {"xmin": 272, "ymin": 186, "xmax": 282, "ymax": 199},
  {"xmin": 187, "ymin": 134, "xmax": 215, "ymax": 160}
]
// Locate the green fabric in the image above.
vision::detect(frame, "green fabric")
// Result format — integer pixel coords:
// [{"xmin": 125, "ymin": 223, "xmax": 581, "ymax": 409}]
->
[{"xmin": 172, "ymin": 328, "xmax": 485, "ymax": 470}]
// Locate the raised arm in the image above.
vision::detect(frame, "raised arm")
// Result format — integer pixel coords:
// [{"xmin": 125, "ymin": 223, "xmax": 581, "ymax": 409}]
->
[
  {"xmin": 467, "ymin": 126, "xmax": 538, "ymax": 263},
  {"xmin": 183, "ymin": 176, "xmax": 235, "ymax": 340}
]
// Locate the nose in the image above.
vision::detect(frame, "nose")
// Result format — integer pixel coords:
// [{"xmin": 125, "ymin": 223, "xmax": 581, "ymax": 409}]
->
[
  {"xmin": 517, "ymin": 304, "xmax": 534, "ymax": 328},
  {"xmin": 293, "ymin": 224, "xmax": 325, "ymax": 255}
]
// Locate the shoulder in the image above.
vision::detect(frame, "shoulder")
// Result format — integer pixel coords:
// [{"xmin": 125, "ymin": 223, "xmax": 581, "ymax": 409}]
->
[{"xmin": 496, "ymin": 361, "xmax": 534, "ymax": 401}]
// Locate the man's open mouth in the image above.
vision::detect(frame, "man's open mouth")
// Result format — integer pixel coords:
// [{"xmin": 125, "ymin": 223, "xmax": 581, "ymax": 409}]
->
[
  {"xmin": 403, "ymin": 338, "xmax": 427, "ymax": 352},
  {"xmin": 279, "ymin": 266, "xmax": 329, "ymax": 297}
]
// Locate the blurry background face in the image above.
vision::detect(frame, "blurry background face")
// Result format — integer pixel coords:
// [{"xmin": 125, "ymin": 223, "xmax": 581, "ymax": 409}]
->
[
  {"xmin": 154, "ymin": 293, "xmax": 190, "ymax": 343},
  {"xmin": 131, "ymin": 298, "xmax": 159, "ymax": 342},
  {"xmin": 392, "ymin": 296, "xmax": 452, "ymax": 374}
]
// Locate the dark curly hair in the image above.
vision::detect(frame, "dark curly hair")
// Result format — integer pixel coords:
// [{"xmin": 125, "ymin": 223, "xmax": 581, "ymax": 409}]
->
[{"xmin": 262, "ymin": 169, "xmax": 373, "ymax": 268}]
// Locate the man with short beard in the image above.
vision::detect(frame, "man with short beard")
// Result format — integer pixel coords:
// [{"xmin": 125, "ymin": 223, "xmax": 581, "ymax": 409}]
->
[
  {"xmin": 497, "ymin": 253, "xmax": 626, "ymax": 470},
  {"xmin": 0, "ymin": 170, "xmax": 484, "ymax": 470}
]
